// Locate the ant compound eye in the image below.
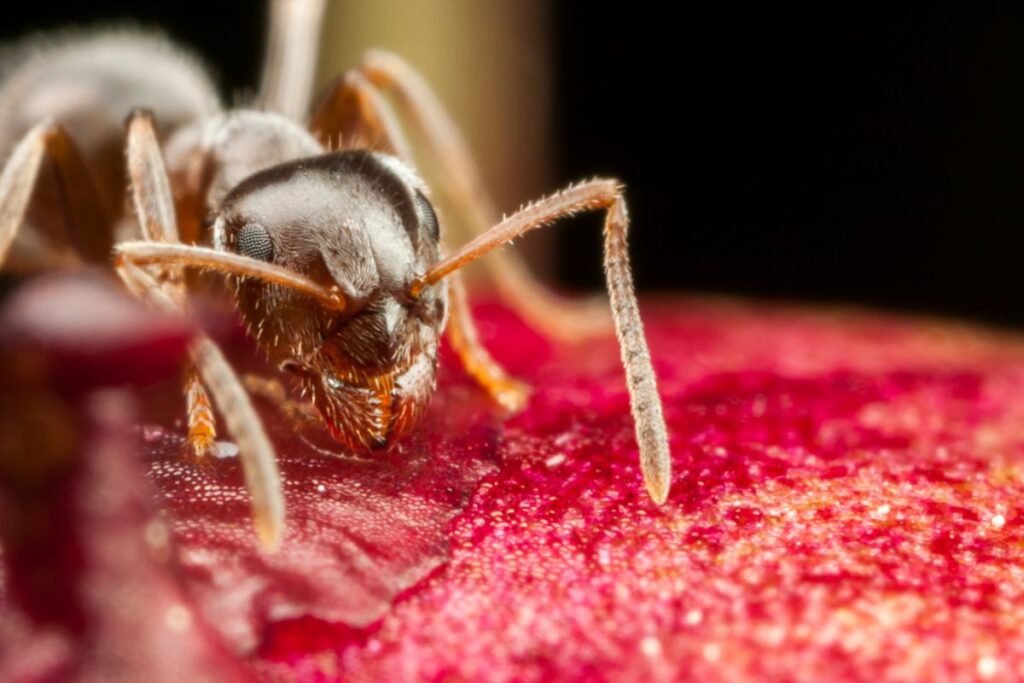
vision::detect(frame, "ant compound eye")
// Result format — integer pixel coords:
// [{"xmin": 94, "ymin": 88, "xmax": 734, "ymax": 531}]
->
[
  {"xmin": 414, "ymin": 190, "xmax": 440, "ymax": 241},
  {"xmin": 236, "ymin": 222, "xmax": 274, "ymax": 262}
]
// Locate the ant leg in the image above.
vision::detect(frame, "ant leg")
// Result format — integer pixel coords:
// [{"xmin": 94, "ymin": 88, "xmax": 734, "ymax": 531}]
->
[
  {"xmin": 184, "ymin": 364, "xmax": 218, "ymax": 459},
  {"xmin": 351, "ymin": 51, "xmax": 612, "ymax": 341},
  {"xmin": 126, "ymin": 110, "xmax": 180, "ymax": 244},
  {"xmin": 129, "ymin": 109, "xmax": 216, "ymax": 455},
  {"xmin": 446, "ymin": 271, "xmax": 530, "ymax": 412},
  {"xmin": 0, "ymin": 120, "xmax": 109, "ymax": 269},
  {"xmin": 191, "ymin": 334, "xmax": 284, "ymax": 550},
  {"xmin": 259, "ymin": 0, "xmax": 327, "ymax": 121},
  {"xmin": 309, "ymin": 70, "xmax": 413, "ymax": 159},
  {"xmin": 123, "ymin": 113, "xmax": 285, "ymax": 549},
  {"xmin": 412, "ymin": 179, "xmax": 671, "ymax": 505},
  {"xmin": 117, "ymin": 260, "xmax": 285, "ymax": 550},
  {"xmin": 128, "ymin": 109, "xmax": 223, "ymax": 460}
]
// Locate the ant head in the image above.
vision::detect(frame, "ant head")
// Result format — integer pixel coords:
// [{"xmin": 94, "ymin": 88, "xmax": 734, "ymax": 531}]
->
[
  {"xmin": 212, "ymin": 150, "xmax": 447, "ymax": 383},
  {"xmin": 216, "ymin": 150, "xmax": 441, "ymax": 304}
]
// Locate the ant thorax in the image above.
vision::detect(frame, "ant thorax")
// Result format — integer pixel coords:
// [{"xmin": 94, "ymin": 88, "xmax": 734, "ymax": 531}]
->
[{"xmin": 186, "ymin": 117, "xmax": 449, "ymax": 450}]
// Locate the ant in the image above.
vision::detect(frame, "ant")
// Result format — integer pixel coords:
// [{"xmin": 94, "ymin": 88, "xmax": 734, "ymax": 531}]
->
[{"xmin": 0, "ymin": 0, "xmax": 671, "ymax": 549}]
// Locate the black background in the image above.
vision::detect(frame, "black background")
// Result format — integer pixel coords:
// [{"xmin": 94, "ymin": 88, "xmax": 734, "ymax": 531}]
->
[{"xmin": 3, "ymin": 4, "xmax": 1024, "ymax": 326}]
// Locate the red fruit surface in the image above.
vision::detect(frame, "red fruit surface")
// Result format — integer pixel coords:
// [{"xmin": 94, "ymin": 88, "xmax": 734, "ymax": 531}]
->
[
  {"xmin": 149, "ymin": 299, "xmax": 1024, "ymax": 682},
  {"xmin": 0, "ymin": 275, "xmax": 247, "ymax": 683},
  {"xmin": 8, "ymin": 287, "xmax": 1024, "ymax": 682}
]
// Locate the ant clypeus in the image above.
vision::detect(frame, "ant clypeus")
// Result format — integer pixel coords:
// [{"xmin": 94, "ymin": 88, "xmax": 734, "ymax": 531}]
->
[{"xmin": 0, "ymin": 0, "xmax": 671, "ymax": 549}]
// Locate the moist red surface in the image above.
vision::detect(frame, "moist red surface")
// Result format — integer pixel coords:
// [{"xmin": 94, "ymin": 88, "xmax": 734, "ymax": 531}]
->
[
  {"xmin": 9, "ymin": 289, "xmax": 1024, "ymax": 682},
  {"xmin": 155, "ymin": 299, "xmax": 1024, "ymax": 682}
]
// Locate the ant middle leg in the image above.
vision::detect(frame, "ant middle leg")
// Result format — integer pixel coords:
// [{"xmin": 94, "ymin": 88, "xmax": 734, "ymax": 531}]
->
[
  {"xmin": 0, "ymin": 120, "xmax": 109, "ymax": 270},
  {"xmin": 310, "ymin": 51, "xmax": 613, "ymax": 342}
]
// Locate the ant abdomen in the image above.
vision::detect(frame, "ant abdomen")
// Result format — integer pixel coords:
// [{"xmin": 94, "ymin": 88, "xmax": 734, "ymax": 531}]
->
[
  {"xmin": 0, "ymin": 32, "xmax": 217, "ymax": 160},
  {"xmin": 0, "ymin": 31, "xmax": 218, "ymax": 269}
]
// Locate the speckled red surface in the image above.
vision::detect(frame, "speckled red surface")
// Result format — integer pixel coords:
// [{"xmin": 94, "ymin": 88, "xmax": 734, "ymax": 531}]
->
[{"xmin": 6, "ymin": 278, "xmax": 1024, "ymax": 682}]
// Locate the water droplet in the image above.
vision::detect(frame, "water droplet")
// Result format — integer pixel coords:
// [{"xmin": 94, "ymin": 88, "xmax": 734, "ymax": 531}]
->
[
  {"xmin": 751, "ymin": 394, "xmax": 767, "ymax": 417},
  {"xmin": 213, "ymin": 441, "xmax": 239, "ymax": 459},
  {"xmin": 991, "ymin": 514, "xmax": 1006, "ymax": 530},
  {"xmin": 640, "ymin": 635, "xmax": 662, "ymax": 657},
  {"xmin": 165, "ymin": 604, "xmax": 192, "ymax": 632},
  {"xmin": 546, "ymin": 454, "xmax": 566, "ymax": 468},
  {"xmin": 141, "ymin": 425, "xmax": 165, "ymax": 442},
  {"xmin": 144, "ymin": 519, "xmax": 170, "ymax": 553},
  {"xmin": 977, "ymin": 655, "xmax": 998, "ymax": 679}
]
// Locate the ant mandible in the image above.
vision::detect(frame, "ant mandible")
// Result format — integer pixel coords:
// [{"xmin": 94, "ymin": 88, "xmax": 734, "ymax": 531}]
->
[{"xmin": 0, "ymin": 0, "xmax": 671, "ymax": 549}]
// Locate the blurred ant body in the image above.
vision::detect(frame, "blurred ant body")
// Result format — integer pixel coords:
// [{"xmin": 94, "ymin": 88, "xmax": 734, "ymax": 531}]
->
[{"xmin": 0, "ymin": 0, "xmax": 671, "ymax": 548}]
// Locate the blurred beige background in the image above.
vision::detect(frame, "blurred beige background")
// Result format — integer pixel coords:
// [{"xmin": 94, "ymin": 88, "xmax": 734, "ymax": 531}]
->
[{"xmin": 315, "ymin": 0, "xmax": 553, "ymax": 277}]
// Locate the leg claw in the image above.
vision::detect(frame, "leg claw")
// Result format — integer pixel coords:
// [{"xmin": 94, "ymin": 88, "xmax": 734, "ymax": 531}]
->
[{"xmin": 493, "ymin": 378, "xmax": 531, "ymax": 413}]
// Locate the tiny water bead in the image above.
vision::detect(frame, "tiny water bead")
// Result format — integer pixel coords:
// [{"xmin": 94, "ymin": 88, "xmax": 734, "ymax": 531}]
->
[{"xmin": 213, "ymin": 441, "xmax": 239, "ymax": 458}]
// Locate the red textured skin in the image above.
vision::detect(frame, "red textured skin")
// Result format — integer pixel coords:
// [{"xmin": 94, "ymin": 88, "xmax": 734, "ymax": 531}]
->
[
  {"xmin": 160, "ymin": 299, "xmax": 1024, "ymax": 682},
  {"xmin": 0, "ymin": 275, "xmax": 247, "ymax": 683},
  {"xmin": 8, "ymin": 286, "xmax": 1024, "ymax": 682}
]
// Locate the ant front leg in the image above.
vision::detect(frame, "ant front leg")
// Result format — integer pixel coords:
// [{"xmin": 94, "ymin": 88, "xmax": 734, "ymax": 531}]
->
[
  {"xmin": 117, "ymin": 261, "xmax": 285, "ymax": 549},
  {"xmin": 313, "ymin": 50, "xmax": 612, "ymax": 342},
  {"xmin": 412, "ymin": 179, "xmax": 672, "ymax": 505},
  {"xmin": 0, "ymin": 120, "xmax": 109, "ymax": 270},
  {"xmin": 121, "ymin": 111, "xmax": 285, "ymax": 549}
]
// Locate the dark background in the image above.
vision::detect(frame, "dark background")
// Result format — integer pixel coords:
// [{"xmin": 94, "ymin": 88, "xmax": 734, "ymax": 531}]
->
[
  {"xmin": 553, "ymin": 5, "xmax": 1024, "ymax": 327},
  {"xmin": 3, "ymin": 4, "xmax": 1024, "ymax": 327}
]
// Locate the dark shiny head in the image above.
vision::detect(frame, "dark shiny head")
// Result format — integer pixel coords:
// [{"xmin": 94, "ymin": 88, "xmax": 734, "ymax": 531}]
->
[{"xmin": 213, "ymin": 150, "xmax": 447, "ymax": 449}]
